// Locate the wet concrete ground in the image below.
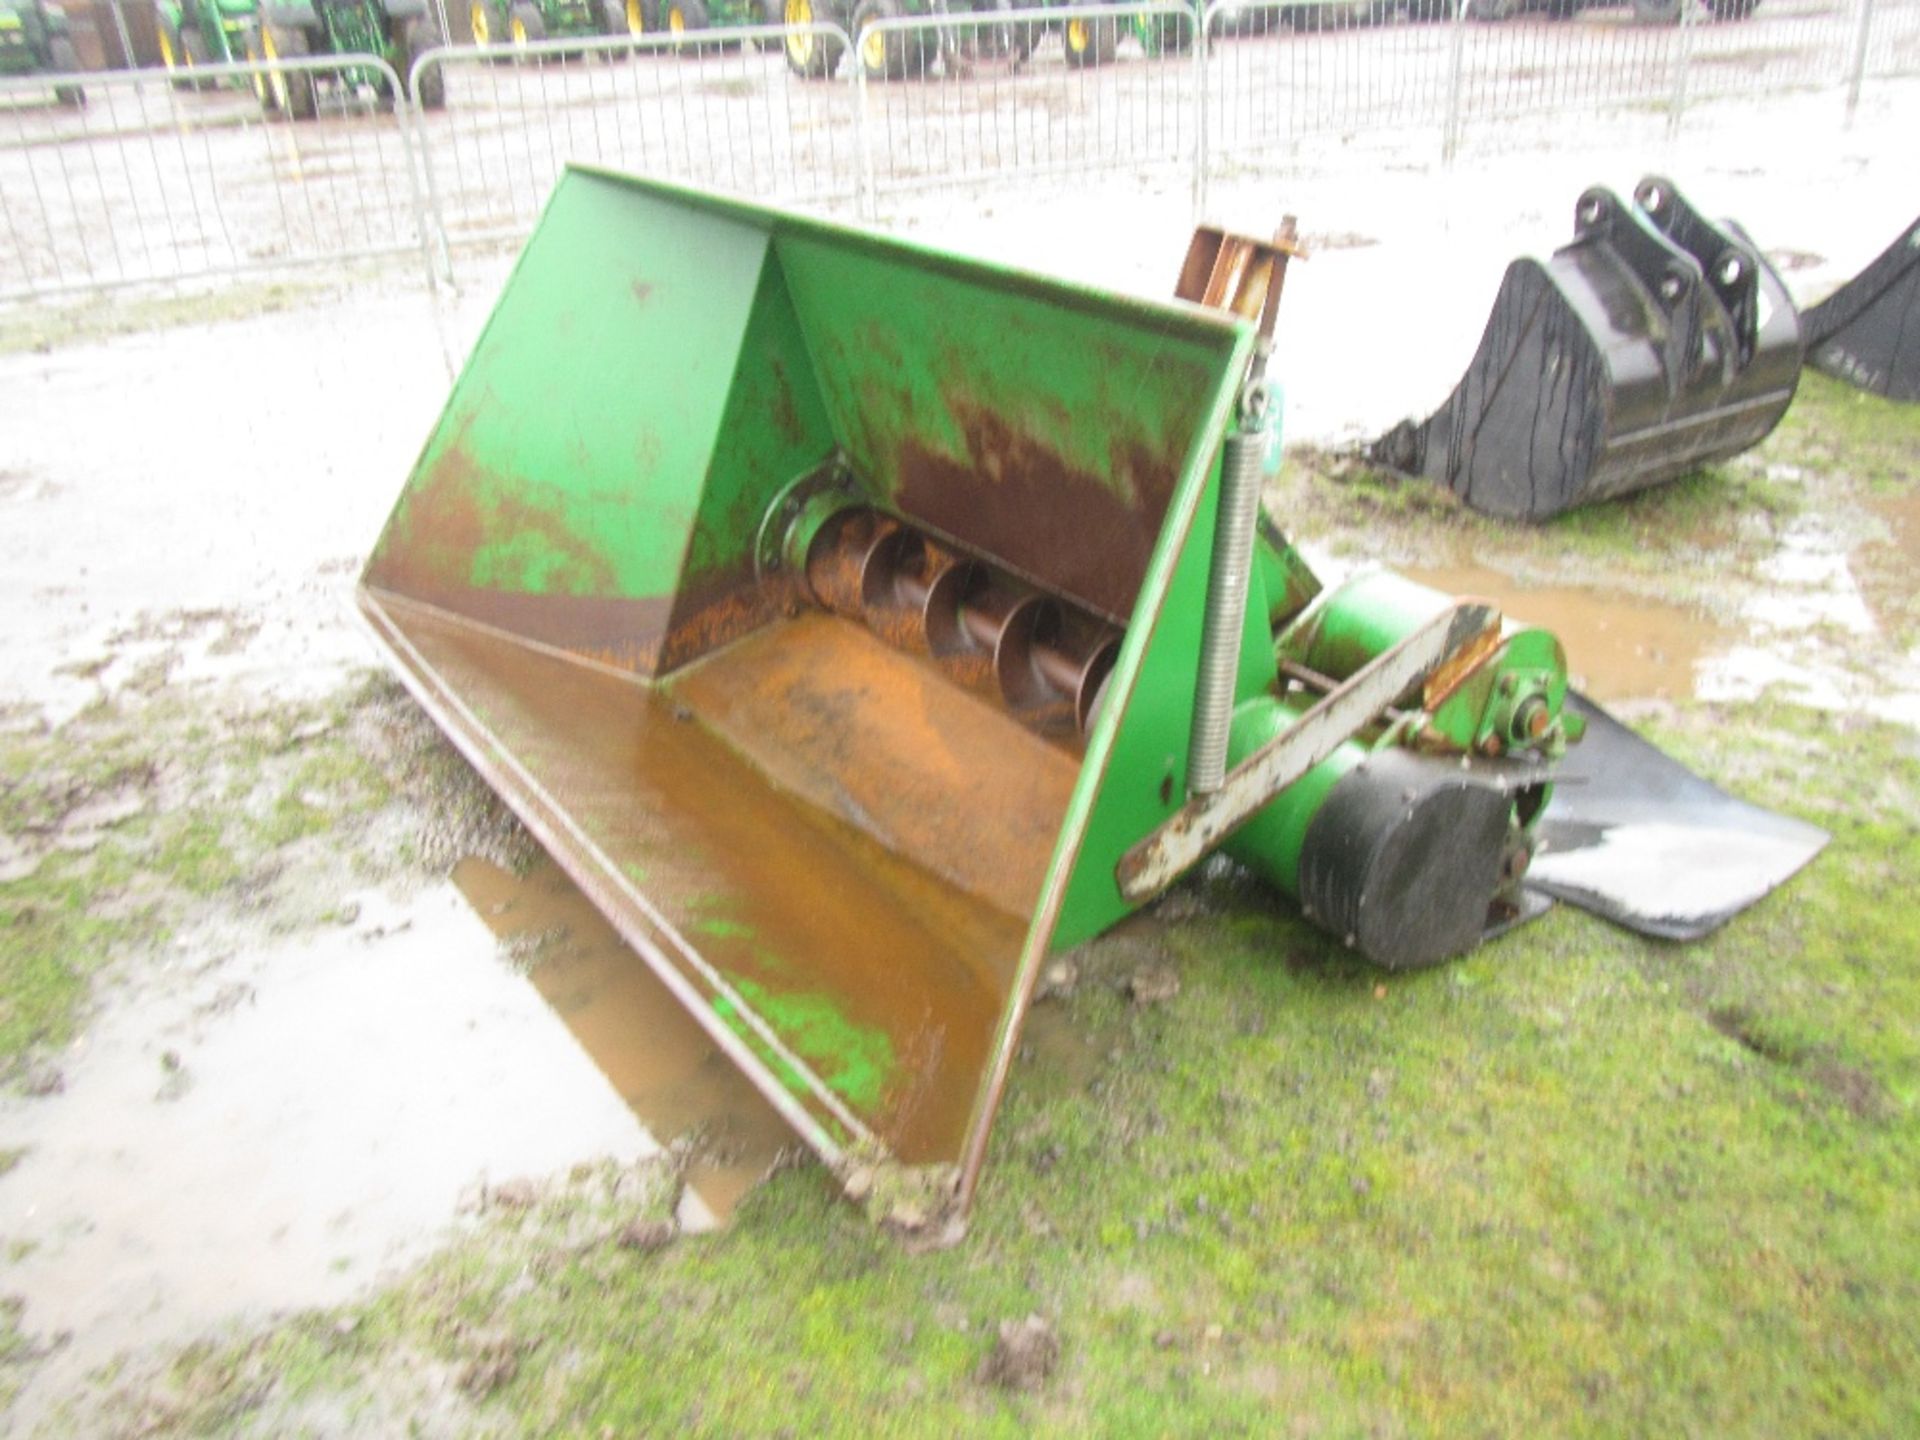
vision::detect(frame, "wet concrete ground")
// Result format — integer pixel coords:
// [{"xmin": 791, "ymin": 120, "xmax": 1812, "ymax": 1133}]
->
[{"xmin": 1, "ymin": 78, "xmax": 1917, "ymax": 1431}]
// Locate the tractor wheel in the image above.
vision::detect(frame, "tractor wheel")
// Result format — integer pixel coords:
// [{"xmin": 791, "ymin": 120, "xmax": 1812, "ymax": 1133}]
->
[
  {"xmin": 509, "ymin": 2, "xmax": 548, "ymax": 54},
  {"xmin": 781, "ymin": 0, "xmax": 843, "ymax": 78},
  {"xmin": 156, "ymin": 13, "xmax": 191, "ymax": 90},
  {"xmin": 1061, "ymin": 14, "xmax": 1116, "ymax": 67},
  {"xmin": 754, "ymin": 0, "xmax": 783, "ymax": 51},
  {"xmin": 471, "ymin": 0, "xmax": 511, "ymax": 53},
  {"xmin": 596, "ymin": 0, "xmax": 631, "ymax": 53},
  {"xmin": 180, "ymin": 22, "xmax": 219, "ymax": 89},
  {"xmin": 1464, "ymin": 0, "xmax": 1519, "ymax": 18},
  {"xmin": 261, "ymin": 23, "xmax": 317, "ymax": 120},
  {"xmin": 1136, "ymin": 10, "xmax": 1192, "ymax": 53},
  {"xmin": 1631, "ymin": 0, "xmax": 1684, "ymax": 19},
  {"xmin": 852, "ymin": 0, "xmax": 927, "ymax": 80},
  {"xmin": 242, "ymin": 23, "xmax": 278, "ymax": 111},
  {"xmin": 50, "ymin": 36, "xmax": 85, "ymax": 107},
  {"xmin": 1707, "ymin": 0, "xmax": 1754, "ymax": 15},
  {"xmin": 405, "ymin": 19, "xmax": 447, "ymax": 108},
  {"xmin": 665, "ymin": 0, "xmax": 712, "ymax": 54}
]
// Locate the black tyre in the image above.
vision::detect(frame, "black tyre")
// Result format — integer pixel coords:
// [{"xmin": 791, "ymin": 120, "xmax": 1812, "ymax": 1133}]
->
[
  {"xmin": 1631, "ymin": 0, "xmax": 1684, "ymax": 19},
  {"xmin": 50, "ymin": 36, "xmax": 84, "ymax": 107},
  {"xmin": 405, "ymin": 19, "xmax": 447, "ymax": 108},
  {"xmin": 1061, "ymin": 14, "xmax": 1116, "ymax": 66},
  {"xmin": 241, "ymin": 23, "xmax": 277, "ymax": 111},
  {"xmin": 1707, "ymin": 0, "xmax": 1755, "ymax": 16},
  {"xmin": 754, "ymin": 0, "xmax": 784, "ymax": 51},
  {"xmin": 664, "ymin": 0, "xmax": 717, "ymax": 53},
  {"xmin": 1139, "ymin": 11, "xmax": 1193, "ymax": 52},
  {"xmin": 510, "ymin": 2, "xmax": 548, "ymax": 50},
  {"xmin": 470, "ymin": 0, "xmax": 509, "ymax": 48},
  {"xmin": 852, "ymin": 0, "xmax": 928, "ymax": 79},
  {"xmin": 781, "ymin": 0, "xmax": 844, "ymax": 76},
  {"xmin": 262, "ymin": 23, "xmax": 316, "ymax": 120}
]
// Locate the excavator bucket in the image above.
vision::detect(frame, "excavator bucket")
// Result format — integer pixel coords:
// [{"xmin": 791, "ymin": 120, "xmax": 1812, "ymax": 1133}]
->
[
  {"xmin": 360, "ymin": 171, "xmax": 1820, "ymax": 1223},
  {"xmin": 1371, "ymin": 177, "xmax": 1803, "ymax": 520},
  {"xmin": 1803, "ymin": 214, "xmax": 1920, "ymax": 402}
]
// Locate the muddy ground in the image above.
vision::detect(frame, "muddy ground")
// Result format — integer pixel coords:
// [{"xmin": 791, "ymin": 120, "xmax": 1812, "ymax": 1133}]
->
[{"xmin": 1, "ymin": 71, "xmax": 1918, "ymax": 1437}]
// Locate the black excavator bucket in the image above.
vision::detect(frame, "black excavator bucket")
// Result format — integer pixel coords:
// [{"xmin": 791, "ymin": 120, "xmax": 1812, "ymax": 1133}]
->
[
  {"xmin": 1803, "ymin": 214, "xmax": 1920, "ymax": 402},
  {"xmin": 1372, "ymin": 176, "xmax": 1803, "ymax": 521}
]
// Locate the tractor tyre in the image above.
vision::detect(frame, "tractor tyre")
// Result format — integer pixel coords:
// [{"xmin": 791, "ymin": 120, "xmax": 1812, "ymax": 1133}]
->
[
  {"xmin": 509, "ymin": 2, "xmax": 548, "ymax": 54},
  {"xmin": 242, "ymin": 23, "xmax": 278, "ymax": 111},
  {"xmin": 261, "ymin": 24, "xmax": 317, "ymax": 120},
  {"xmin": 1061, "ymin": 14, "xmax": 1116, "ymax": 67},
  {"xmin": 156, "ymin": 12, "xmax": 192, "ymax": 90},
  {"xmin": 1138, "ymin": 10, "xmax": 1192, "ymax": 53},
  {"xmin": 665, "ymin": 0, "xmax": 711, "ymax": 54},
  {"xmin": 597, "ymin": 0, "xmax": 632, "ymax": 54},
  {"xmin": 781, "ymin": 0, "xmax": 842, "ymax": 77},
  {"xmin": 471, "ymin": 0, "xmax": 511, "ymax": 54},
  {"xmin": 1464, "ymin": 0, "xmax": 1519, "ymax": 18},
  {"xmin": 405, "ymin": 20, "xmax": 447, "ymax": 108},
  {"xmin": 852, "ymin": 0, "xmax": 927, "ymax": 80},
  {"xmin": 1631, "ymin": 0, "xmax": 1684, "ymax": 19},
  {"xmin": 181, "ymin": 23, "xmax": 219, "ymax": 90},
  {"xmin": 1707, "ymin": 0, "xmax": 1754, "ymax": 15},
  {"xmin": 50, "ymin": 36, "xmax": 85, "ymax": 107},
  {"xmin": 753, "ymin": 0, "xmax": 783, "ymax": 51}
]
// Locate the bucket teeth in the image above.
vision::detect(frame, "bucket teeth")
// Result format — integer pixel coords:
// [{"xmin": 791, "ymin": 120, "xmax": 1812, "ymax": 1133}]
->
[
  {"xmin": 1802, "ymin": 214, "xmax": 1920, "ymax": 403},
  {"xmin": 1371, "ymin": 176, "xmax": 1802, "ymax": 521}
]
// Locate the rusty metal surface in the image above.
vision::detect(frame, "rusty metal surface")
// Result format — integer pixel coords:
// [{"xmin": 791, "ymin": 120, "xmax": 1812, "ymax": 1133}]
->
[
  {"xmin": 361, "ymin": 589, "xmax": 1029, "ymax": 1167},
  {"xmin": 672, "ymin": 612, "xmax": 1080, "ymax": 923}
]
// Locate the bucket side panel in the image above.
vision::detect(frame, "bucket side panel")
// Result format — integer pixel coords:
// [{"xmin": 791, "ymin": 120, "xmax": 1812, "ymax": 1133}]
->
[
  {"xmin": 364, "ymin": 173, "xmax": 772, "ymax": 673},
  {"xmin": 361, "ymin": 591, "xmax": 1026, "ymax": 1166},
  {"xmin": 659, "ymin": 253, "xmax": 841, "ymax": 672},
  {"xmin": 771, "ymin": 231, "xmax": 1239, "ymax": 625}
]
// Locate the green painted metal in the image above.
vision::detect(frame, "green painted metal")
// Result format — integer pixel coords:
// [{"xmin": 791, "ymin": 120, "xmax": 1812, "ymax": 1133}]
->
[{"xmin": 359, "ymin": 168, "xmax": 1575, "ymax": 1212}]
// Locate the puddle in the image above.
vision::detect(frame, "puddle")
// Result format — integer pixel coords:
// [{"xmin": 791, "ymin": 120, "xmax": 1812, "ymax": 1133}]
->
[
  {"xmin": 0, "ymin": 886, "xmax": 665, "ymax": 1427},
  {"xmin": 1403, "ymin": 565, "xmax": 1736, "ymax": 702},
  {"xmin": 452, "ymin": 857, "xmax": 798, "ymax": 1223}
]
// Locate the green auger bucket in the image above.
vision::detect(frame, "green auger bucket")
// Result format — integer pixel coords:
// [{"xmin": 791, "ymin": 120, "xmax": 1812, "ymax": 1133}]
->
[{"xmin": 360, "ymin": 170, "xmax": 1822, "ymax": 1224}]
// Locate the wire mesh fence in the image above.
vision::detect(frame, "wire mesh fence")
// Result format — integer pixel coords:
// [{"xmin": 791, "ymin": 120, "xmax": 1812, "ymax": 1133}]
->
[
  {"xmin": 410, "ymin": 29, "xmax": 862, "ymax": 250},
  {"xmin": 2, "ymin": 1, "xmax": 1916, "ymax": 302},
  {"xmin": 0, "ymin": 55, "xmax": 427, "ymax": 301},
  {"xmin": 852, "ymin": 4, "xmax": 1200, "ymax": 202}
]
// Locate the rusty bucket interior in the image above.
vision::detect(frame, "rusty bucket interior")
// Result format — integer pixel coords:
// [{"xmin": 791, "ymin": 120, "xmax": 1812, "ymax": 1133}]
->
[{"xmin": 359, "ymin": 167, "xmax": 1258, "ymax": 1205}]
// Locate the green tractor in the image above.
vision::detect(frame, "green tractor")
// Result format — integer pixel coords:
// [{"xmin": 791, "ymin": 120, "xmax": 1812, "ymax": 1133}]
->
[
  {"xmin": 781, "ymin": 0, "xmax": 1190, "ymax": 81},
  {"xmin": 637, "ymin": 0, "xmax": 781, "ymax": 47},
  {"xmin": 465, "ymin": 0, "xmax": 631, "ymax": 48},
  {"xmin": 0, "ymin": 0, "xmax": 85, "ymax": 105},
  {"xmin": 154, "ymin": 0, "xmax": 261, "ymax": 89},
  {"xmin": 252, "ymin": 0, "xmax": 445, "ymax": 118}
]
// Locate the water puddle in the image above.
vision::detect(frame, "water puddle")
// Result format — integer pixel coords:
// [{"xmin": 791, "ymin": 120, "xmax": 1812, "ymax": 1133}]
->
[
  {"xmin": 452, "ymin": 857, "xmax": 799, "ymax": 1222},
  {"xmin": 1403, "ymin": 565, "xmax": 1736, "ymax": 702},
  {"xmin": 0, "ymin": 886, "xmax": 660, "ymax": 1424}
]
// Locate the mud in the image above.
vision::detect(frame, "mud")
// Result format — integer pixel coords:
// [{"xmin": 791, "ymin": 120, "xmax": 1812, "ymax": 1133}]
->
[
  {"xmin": 0, "ymin": 885, "xmax": 669, "ymax": 1430},
  {"xmin": 1404, "ymin": 564, "xmax": 1736, "ymax": 703}
]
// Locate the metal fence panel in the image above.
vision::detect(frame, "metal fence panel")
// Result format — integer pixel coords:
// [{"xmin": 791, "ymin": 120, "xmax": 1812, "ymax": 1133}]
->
[
  {"xmin": 1864, "ymin": 0, "xmax": 1920, "ymax": 77},
  {"xmin": 852, "ymin": 4, "xmax": 1200, "ymax": 203},
  {"xmin": 410, "ymin": 28, "xmax": 861, "ymax": 254},
  {"xmin": 0, "ymin": 56, "xmax": 425, "ymax": 301}
]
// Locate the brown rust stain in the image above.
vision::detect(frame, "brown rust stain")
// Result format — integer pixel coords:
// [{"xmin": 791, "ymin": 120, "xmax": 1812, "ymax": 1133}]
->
[
  {"xmin": 893, "ymin": 401, "xmax": 1185, "ymax": 625},
  {"xmin": 670, "ymin": 612, "xmax": 1081, "ymax": 923},
  {"xmin": 376, "ymin": 593, "xmax": 1027, "ymax": 1165},
  {"xmin": 453, "ymin": 855, "xmax": 795, "ymax": 1222}
]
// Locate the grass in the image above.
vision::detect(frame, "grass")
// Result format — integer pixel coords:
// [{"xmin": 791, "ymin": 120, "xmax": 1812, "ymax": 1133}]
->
[
  {"xmin": 69, "ymin": 379, "xmax": 1920, "ymax": 1436},
  {"xmin": 0, "ymin": 670, "xmax": 503, "ymax": 1087}
]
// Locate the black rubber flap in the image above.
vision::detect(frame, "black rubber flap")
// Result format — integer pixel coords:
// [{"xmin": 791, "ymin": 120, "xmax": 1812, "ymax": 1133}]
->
[
  {"xmin": 1298, "ymin": 749, "xmax": 1514, "ymax": 971},
  {"xmin": 1526, "ymin": 694, "xmax": 1829, "ymax": 940},
  {"xmin": 1803, "ymin": 215, "xmax": 1920, "ymax": 403}
]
